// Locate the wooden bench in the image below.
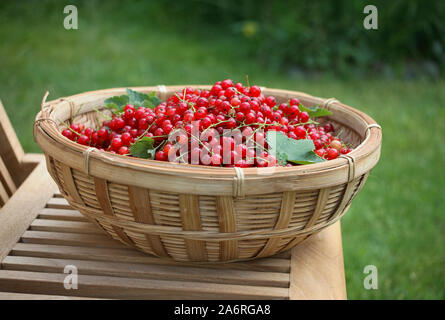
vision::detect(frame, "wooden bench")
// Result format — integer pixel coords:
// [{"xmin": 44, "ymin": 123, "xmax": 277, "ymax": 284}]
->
[{"xmin": 0, "ymin": 100, "xmax": 347, "ymax": 299}]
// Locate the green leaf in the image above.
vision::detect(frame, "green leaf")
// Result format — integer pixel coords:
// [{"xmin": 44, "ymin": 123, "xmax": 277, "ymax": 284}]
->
[
  {"xmin": 104, "ymin": 95, "xmax": 129, "ymax": 108},
  {"xmin": 132, "ymin": 101, "xmax": 143, "ymax": 108},
  {"xmin": 129, "ymin": 137, "xmax": 156, "ymax": 159},
  {"xmin": 266, "ymin": 131, "xmax": 325, "ymax": 165},
  {"xmin": 127, "ymin": 88, "xmax": 149, "ymax": 105},
  {"xmin": 299, "ymin": 104, "xmax": 333, "ymax": 118},
  {"xmin": 127, "ymin": 89, "xmax": 161, "ymax": 109},
  {"xmin": 143, "ymin": 99, "xmax": 155, "ymax": 108},
  {"xmin": 275, "ymin": 150, "xmax": 288, "ymax": 166},
  {"xmin": 103, "ymin": 89, "xmax": 161, "ymax": 115},
  {"xmin": 146, "ymin": 91, "xmax": 162, "ymax": 107},
  {"xmin": 104, "ymin": 103, "xmax": 119, "ymax": 112}
]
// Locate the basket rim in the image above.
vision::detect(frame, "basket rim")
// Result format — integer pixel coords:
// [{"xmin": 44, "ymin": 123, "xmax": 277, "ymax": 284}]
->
[{"xmin": 34, "ymin": 85, "xmax": 382, "ymax": 196}]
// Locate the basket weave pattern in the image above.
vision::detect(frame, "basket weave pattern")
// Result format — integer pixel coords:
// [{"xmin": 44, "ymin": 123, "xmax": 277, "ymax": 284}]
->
[{"xmin": 35, "ymin": 86, "xmax": 382, "ymax": 263}]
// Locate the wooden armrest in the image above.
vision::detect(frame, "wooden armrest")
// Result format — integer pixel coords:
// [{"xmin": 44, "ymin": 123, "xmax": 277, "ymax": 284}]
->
[
  {"xmin": 0, "ymin": 159, "xmax": 58, "ymax": 261},
  {"xmin": 289, "ymin": 222, "xmax": 347, "ymax": 299}
]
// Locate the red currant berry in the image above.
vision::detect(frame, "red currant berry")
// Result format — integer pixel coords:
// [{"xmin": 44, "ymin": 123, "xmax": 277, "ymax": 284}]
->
[
  {"xmin": 196, "ymin": 97, "xmax": 209, "ymax": 108},
  {"xmin": 245, "ymin": 112, "xmax": 256, "ymax": 124},
  {"xmin": 288, "ymin": 105, "xmax": 300, "ymax": 119},
  {"xmin": 326, "ymin": 148, "xmax": 339, "ymax": 160},
  {"xmin": 235, "ymin": 112, "xmax": 245, "ymax": 122},
  {"xmin": 329, "ymin": 140, "xmax": 342, "ymax": 151},
  {"xmin": 230, "ymin": 97, "xmax": 241, "ymax": 107},
  {"xmin": 211, "ymin": 154, "xmax": 222, "ymax": 166},
  {"xmin": 155, "ymin": 151, "xmax": 168, "ymax": 161},
  {"xmin": 249, "ymin": 86, "xmax": 261, "ymax": 97},
  {"xmin": 62, "ymin": 129, "xmax": 74, "ymax": 140},
  {"xmin": 289, "ymin": 98, "xmax": 300, "ymax": 106},
  {"xmin": 111, "ymin": 138, "xmax": 123, "ymax": 150},
  {"xmin": 265, "ymin": 96, "xmax": 276, "ymax": 108},
  {"xmin": 298, "ymin": 111, "xmax": 310, "ymax": 123},
  {"xmin": 121, "ymin": 132, "xmax": 132, "ymax": 146},
  {"xmin": 224, "ymin": 87, "xmax": 236, "ymax": 98},
  {"xmin": 115, "ymin": 118, "xmax": 126, "ymax": 130},
  {"xmin": 70, "ymin": 124, "xmax": 81, "ymax": 133},
  {"xmin": 324, "ymin": 123, "xmax": 334, "ymax": 132},
  {"xmin": 315, "ymin": 149, "xmax": 326, "ymax": 158},
  {"xmin": 221, "ymin": 79, "xmax": 234, "ymax": 89},
  {"xmin": 294, "ymin": 126, "xmax": 307, "ymax": 139},
  {"xmin": 118, "ymin": 146, "xmax": 130, "ymax": 155},
  {"xmin": 77, "ymin": 135, "xmax": 90, "ymax": 145}
]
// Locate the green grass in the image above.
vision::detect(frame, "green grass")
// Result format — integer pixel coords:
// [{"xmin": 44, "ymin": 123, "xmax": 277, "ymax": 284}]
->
[{"xmin": 1, "ymin": 1, "xmax": 444, "ymax": 299}]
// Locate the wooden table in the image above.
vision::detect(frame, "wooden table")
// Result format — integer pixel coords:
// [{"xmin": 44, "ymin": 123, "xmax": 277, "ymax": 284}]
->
[{"xmin": 0, "ymin": 155, "xmax": 346, "ymax": 300}]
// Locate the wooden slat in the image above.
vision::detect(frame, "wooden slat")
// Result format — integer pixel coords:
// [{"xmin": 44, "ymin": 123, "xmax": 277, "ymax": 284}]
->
[
  {"xmin": 128, "ymin": 186, "xmax": 168, "ymax": 257},
  {"xmin": 256, "ymin": 191, "xmax": 296, "ymax": 258},
  {"xmin": 2, "ymin": 256, "xmax": 289, "ymax": 288},
  {"xmin": 10, "ymin": 243, "xmax": 290, "ymax": 273},
  {"xmin": 0, "ymin": 178, "xmax": 9, "ymax": 207},
  {"xmin": 94, "ymin": 178, "xmax": 133, "ymax": 246},
  {"xmin": 0, "ymin": 292, "xmax": 99, "ymax": 300},
  {"xmin": 289, "ymin": 222, "xmax": 347, "ymax": 300},
  {"xmin": 0, "ymin": 270, "xmax": 288, "ymax": 299},
  {"xmin": 38, "ymin": 208, "xmax": 87, "ymax": 221},
  {"xmin": 21, "ymin": 231, "xmax": 128, "ymax": 249},
  {"xmin": 0, "ymin": 100, "xmax": 25, "ymax": 186},
  {"xmin": 30, "ymin": 219, "xmax": 103, "ymax": 235},
  {"xmin": 46, "ymin": 197, "xmax": 71, "ymax": 209},
  {"xmin": 273, "ymin": 251, "xmax": 292, "ymax": 259},
  {"xmin": 216, "ymin": 196, "xmax": 238, "ymax": 261},
  {"xmin": 179, "ymin": 194, "xmax": 207, "ymax": 261},
  {"xmin": 0, "ymin": 160, "xmax": 58, "ymax": 262}
]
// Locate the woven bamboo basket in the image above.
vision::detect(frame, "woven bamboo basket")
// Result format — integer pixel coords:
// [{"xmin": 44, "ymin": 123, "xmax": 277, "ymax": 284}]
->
[{"xmin": 34, "ymin": 85, "xmax": 382, "ymax": 263}]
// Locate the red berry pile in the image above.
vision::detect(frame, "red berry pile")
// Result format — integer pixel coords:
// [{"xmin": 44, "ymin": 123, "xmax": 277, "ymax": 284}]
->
[{"xmin": 61, "ymin": 79, "xmax": 352, "ymax": 167}]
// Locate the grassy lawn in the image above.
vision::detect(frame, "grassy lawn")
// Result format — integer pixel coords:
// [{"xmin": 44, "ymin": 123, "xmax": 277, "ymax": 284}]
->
[{"xmin": 1, "ymin": 1, "xmax": 444, "ymax": 299}]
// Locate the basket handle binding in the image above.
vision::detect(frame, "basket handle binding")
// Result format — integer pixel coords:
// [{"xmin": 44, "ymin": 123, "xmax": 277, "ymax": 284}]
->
[
  {"xmin": 339, "ymin": 123, "xmax": 381, "ymax": 183},
  {"xmin": 320, "ymin": 97, "xmax": 381, "ymax": 183},
  {"xmin": 321, "ymin": 97, "xmax": 339, "ymax": 110},
  {"xmin": 84, "ymin": 147, "xmax": 97, "ymax": 176},
  {"xmin": 233, "ymin": 167, "xmax": 245, "ymax": 198},
  {"xmin": 157, "ymin": 85, "xmax": 168, "ymax": 101}
]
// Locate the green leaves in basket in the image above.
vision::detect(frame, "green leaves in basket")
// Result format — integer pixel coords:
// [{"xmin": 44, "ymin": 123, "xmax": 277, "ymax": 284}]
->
[
  {"xmin": 144, "ymin": 92, "xmax": 162, "ymax": 108},
  {"xmin": 126, "ymin": 88, "xmax": 161, "ymax": 108},
  {"xmin": 104, "ymin": 89, "xmax": 162, "ymax": 114},
  {"xmin": 129, "ymin": 136, "xmax": 156, "ymax": 159},
  {"xmin": 266, "ymin": 131, "xmax": 325, "ymax": 165},
  {"xmin": 104, "ymin": 95, "xmax": 129, "ymax": 112},
  {"xmin": 299, "ymin": 104, "xmax": 333, "ymax": 118}
]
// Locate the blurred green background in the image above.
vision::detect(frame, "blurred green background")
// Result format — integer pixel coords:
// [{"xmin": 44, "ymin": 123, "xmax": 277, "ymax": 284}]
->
[{"xmin": 0, "ymin": 0, "xmax": 444, "ymax": 299}]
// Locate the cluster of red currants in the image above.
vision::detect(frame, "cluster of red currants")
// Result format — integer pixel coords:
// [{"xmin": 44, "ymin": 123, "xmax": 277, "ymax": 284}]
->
[{"xmin": 61, "ymin": 79, "xmax": 351, "ymax": 167}]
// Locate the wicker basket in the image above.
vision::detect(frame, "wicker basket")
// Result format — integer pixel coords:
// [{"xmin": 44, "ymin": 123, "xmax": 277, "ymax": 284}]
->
[{"xmin": 34, "ymin": 85, "xmax": 382, "ymax": 263}]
